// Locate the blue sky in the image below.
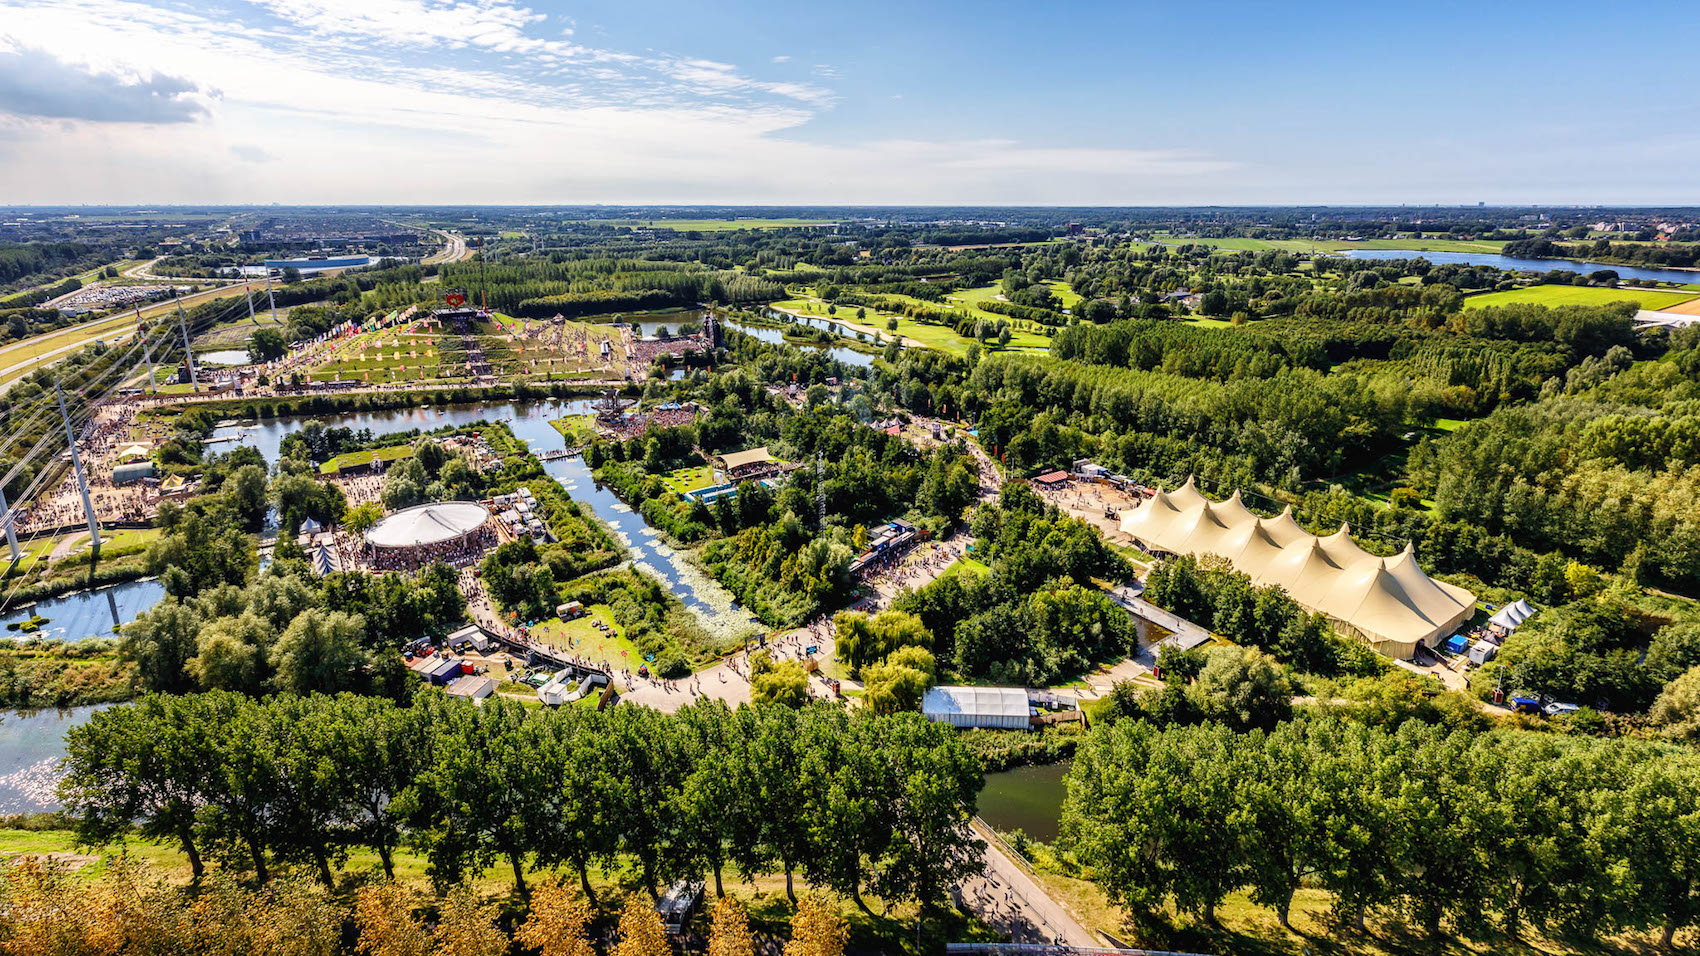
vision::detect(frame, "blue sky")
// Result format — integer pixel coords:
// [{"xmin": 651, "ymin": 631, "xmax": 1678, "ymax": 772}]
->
[{"xmin": 0, "ymin": 0, "xmax": 1695, "ymax": 204}]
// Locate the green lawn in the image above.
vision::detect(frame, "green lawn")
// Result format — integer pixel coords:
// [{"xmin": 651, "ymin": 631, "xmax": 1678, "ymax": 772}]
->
[
  {"xmin": 939, "ymin": 556, "xmax": 991, "ymax": 581},
  {"xmin": 549, "ymin": 415, "xmax": 599, "ymax": 446},
  {"xmin": 1, "ymin": 528, "xmax": 161, "ymax": 577},
  {"xmin": 319, "ymin": 444, "xmax": 415, "ymax": 476},
  {"xmin": 776, "ymin": 285, "xmax": 1053, "ymax": 356},
  {"xmin": 1463, "ymin": 285, "xmax": 1698, "ymax": 311},
  {"xmin": 525, "ymin": 605, "xmax": 662, "ymax": 673},
  {"xmin": 1045, "ymin": 280, "xmax": 1083, "ymax": 309},
  {"xmin": 660, "ymin": 464, "xmax": 716, "ymax": 496}
]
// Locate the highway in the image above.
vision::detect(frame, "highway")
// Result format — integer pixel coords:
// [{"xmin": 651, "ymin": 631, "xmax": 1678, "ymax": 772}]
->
[
  {"xmin": 0, "ymin": 281, "xmax": 252, "ymax": 393},
  {"xmin": 421, "ymin": 227, "xmax": 470, "ymax": 264}
]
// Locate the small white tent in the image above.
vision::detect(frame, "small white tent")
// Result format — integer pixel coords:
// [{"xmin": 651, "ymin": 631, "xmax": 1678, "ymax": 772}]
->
[{"xmin": 1488, "ymin": 599, "xmax": 1535, "ymax": 632}]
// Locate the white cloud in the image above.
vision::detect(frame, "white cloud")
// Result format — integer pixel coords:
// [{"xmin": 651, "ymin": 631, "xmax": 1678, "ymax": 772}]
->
[
  {"xmin": 0, "ymin": 0, "xmax": 1251, "ymax": 204},
  {"xmin": 771, "ymin": 54, "xmax": 790, "ymax": 63},
  {"xmin": 0, "ymin": 44, "xmax": 209, "ymax": 123}
]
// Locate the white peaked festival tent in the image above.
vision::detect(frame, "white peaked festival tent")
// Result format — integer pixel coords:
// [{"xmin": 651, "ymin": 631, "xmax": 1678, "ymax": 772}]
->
[
  {"xmin": 1121, "ymin": 478, "xmax": 1476, "ymax": 659},
  {"xmin": 1488, "ymin": 598, "xmax": 1536, "ymax": 632}
]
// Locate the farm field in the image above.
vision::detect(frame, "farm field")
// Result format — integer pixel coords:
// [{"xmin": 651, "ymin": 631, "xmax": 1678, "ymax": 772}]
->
[
  {"xmin": 574, "ymin": 218, "xmax": 837, "ymax": 231},
  {"xmin": 1463, "ymin": 285, "xmax": 1698, "ymax": 311}
]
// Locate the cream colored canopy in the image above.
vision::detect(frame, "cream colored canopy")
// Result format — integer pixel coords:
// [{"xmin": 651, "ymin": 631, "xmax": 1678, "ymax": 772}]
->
[{"xmin": 1122, "ymin": 478, "xmax": 1476, "ymax": 657}]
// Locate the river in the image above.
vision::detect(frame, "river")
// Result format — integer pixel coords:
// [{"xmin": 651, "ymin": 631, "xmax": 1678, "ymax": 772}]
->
[
  {"xmin": 978, "ymin": 760, "xmax": 1070, "ymax": 844},
  {"xmin": 0, "ymin": 705, "xmax": 111, "ymax": 812},
  {"xmin": 1344, "ymin": 249, "xmax": 1700, "ymax": 286}
]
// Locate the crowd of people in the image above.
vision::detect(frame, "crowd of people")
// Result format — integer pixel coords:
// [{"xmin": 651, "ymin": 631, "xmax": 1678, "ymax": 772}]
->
[
  {"xmin": 365, "ymin": 523, "xmax": 496, "ymax": 572},
  {"xmin": 16, "ymin": 400, "xmax": 158, "ymax": 534},
  {"xmin": 334, "ymin": 474, "xmax": 384, "ymax": 506}
]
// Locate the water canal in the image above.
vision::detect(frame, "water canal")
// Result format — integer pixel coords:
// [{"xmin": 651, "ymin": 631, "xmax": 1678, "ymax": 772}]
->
[
  {"xmin": 0, "ymin": 705, "xmax": 111, "ymax": 813},
  {"xmin": 1343, "ymin": 249, "xmax": 1700, "ymax": 286},
  {"xmin": 977, "ymin": 760, "xmax": 1070, "ymax": 844}
]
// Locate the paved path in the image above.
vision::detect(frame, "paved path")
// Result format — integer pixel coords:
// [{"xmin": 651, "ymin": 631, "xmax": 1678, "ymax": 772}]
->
[{"xmin": 957, "ymin": 821, "xmax": 1100, "ymax": 947}]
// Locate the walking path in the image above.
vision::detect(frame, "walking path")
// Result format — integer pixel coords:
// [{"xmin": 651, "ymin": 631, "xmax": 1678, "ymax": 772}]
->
[{"xmin": 957, "ymin": 820, "xmax": 1100, "ymax": 948}]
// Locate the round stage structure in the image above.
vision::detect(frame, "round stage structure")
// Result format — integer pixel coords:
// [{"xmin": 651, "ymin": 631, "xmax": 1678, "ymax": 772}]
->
[{"xmin": 364, "ymin": 501, "xmax": 491, "ymax": 550}]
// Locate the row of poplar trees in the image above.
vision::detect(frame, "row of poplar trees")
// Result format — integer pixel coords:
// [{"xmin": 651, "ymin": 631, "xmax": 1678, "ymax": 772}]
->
[
  {"xmin": 60, "ymin": 691, "xmax": 986, "ymax": 913},
  {"xmin": 1062, "ymin": 714, "xmax": 1700, "ymax": 948}
]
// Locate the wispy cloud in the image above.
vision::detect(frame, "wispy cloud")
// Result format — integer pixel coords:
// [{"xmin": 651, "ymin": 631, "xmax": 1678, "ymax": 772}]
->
[
  {"xmin": 771, "ymin": 54, "xmax": 790, "ymax": 63},
  {"xmin": 0, "ymin": 0, "xmax": 1246, "ymax": 204}
]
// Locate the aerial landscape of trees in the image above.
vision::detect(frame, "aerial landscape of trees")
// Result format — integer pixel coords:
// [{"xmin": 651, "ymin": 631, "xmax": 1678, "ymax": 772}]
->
[{"xmin": 5, "ymin": 202, "xmax": 1700, "ymax": 956}]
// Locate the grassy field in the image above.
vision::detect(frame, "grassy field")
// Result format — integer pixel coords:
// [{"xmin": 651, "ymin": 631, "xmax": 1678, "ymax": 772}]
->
[
  {"xmin": 0, "ymin": 284, "xmax": 255, "ymax": 389},
  {"xmin": 1462, "ymin": 285, "xmax": 1698, "ymax": 311},
  {"xmin": 525, "ymin": 604, "xmax": 657, "ymax": 672},
  {"xmin": 575, "ymin": 218, "xmax": 837, "ymax": 231},
  {"xmin": 549, "ymin": 415, "xmax": 600, "ymax": 446},
  {"xmin": 1046, "ymin": 280, "xmax": 1083, "ymax": 309},
  {"xmin": 319, "ymin": 444, "xmax": 415, "ymax": 476},
  {"xmin": 2, "ymin": 528, "xmax": 161, "ymax": 577},
  {"xmin": 939, "ymin": 556, "xmax": 991, "ymax": 581},
  {"xmin": 1015, "ymin": 861, "xmax": 1661, "ymax": 956},
  {"xmin": 1151, "ymin": 234, "xmax": 1507, "ymax": 254},
  {"xmin": 660, "ymin": 464, "xmax": 716, "ymax": 496},
  {"xmin": 775, "ymin": 284, "xmax": 1053, "ymax": 356}
]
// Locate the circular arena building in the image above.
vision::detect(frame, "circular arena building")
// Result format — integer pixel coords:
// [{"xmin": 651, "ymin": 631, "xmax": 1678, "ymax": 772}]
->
[{"xmin": 364, "ymin": 501, "xmax": 492, "ymax": 550}]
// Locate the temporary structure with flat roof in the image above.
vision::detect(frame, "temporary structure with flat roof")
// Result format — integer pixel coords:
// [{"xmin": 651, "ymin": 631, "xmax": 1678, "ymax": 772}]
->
[
  {"xmin": 1121, "ymin": 478, "xmax": 1476, "ymax": 659},
  {"xmin": 922, "ymin": 686, "xmax": 1030, "ymax": 729},
  {"xmin": 720, "ymin": 447, "xmax": 777, "ymax": 472},
  {"xmin": 365, "ymin": 501, "xmax": 490, "ymax": 550}
]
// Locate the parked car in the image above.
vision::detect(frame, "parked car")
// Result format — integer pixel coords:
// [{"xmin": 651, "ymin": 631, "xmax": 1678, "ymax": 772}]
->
[
  {"xmin": 1544, "ymin": 701, "xmax": 1580, "ymax": 717},
  {"xmin": 1508, "ymin": 697, "xmax": 1542, "ymax": 715}
]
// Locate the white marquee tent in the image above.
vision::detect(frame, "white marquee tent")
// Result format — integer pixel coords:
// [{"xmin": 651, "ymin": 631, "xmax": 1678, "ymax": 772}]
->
[
  {"xmin": 1121, "ymin": 478, "xmax": 1476, "ymax": 659},
  {"xmin": 921, "ymin": 686, "xmax": 1030, "ymax": 729},
  {"xmin": 365, "ymin": 501, "xmax": 491, "ymax": 550},
  {"xmin": 1488, "ymin": 598, "xmax": 1535, "ymax": 632}
]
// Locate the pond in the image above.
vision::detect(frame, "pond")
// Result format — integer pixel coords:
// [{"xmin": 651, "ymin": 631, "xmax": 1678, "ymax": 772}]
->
[
  {"xmin": 1343, "ymin": 249, "xmax": 1700, "ymax": 286},
  {"xmin": 0, "ymin": 704, "xmax": 111, "ymax": 813},
  {"xmin": 0, "ymin": 578, "xmax": 167, "ymax": 643},
  {"xmin": 978, "ymin": 760, "xmax": 1070, "ymax": 844},
  {"xmin": 197, "ymin": 349, "xmax": 251, "ymax": 367},
  {"xmin": 584, "ymin": 309, "xmax": 873, "ymax": 368}
]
